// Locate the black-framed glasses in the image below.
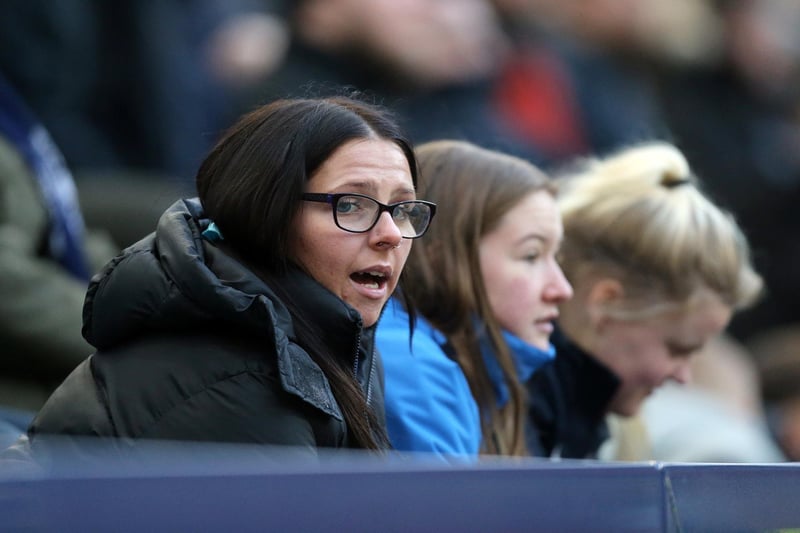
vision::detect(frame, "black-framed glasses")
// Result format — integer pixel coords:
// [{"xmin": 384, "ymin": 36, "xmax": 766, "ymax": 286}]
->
[{"xmin": 302, "ymin": 193, "xmax": 436, "ymax": 238}]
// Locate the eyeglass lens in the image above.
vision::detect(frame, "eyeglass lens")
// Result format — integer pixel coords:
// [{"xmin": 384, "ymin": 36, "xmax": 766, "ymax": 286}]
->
[{"xmin": 334, "ymin": 195, "xmax": 431, "ymax": 237}]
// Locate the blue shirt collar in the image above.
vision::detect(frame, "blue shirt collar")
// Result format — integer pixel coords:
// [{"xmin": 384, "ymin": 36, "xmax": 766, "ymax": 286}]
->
[{"xmin": 481, "ymin": 329, "xmax": 555, "ymax": 407}]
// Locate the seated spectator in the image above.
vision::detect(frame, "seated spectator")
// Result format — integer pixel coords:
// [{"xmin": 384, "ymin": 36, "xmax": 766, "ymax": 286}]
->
[
  {"xmin": 749, "ymin": 324, "xmax": 800, "ymax": 461},
  {"xmin": 489, "ymin": 0, "xmax": 709, "ymax": 166},
  {"xmin": 22, "ymin": 96, "xmax": 431, "ymax": 459},
  {"xmin": 255, "ymin": 0, "xmax": 538, "ymax": 162},
  {"xmin": 654, "ymin": 0, "xmax": 800, "ymax": 340},
  {"xmin": 0, "ymin": 72, "xmax": 118, "ymax": 415},
  {"xmin": 377, "ymin": 140, "xmax": 572, "ymax": 456},
  {"xmin": 0, "ymin": 0, "xmax": 290, "ymax": 181},
  {"xmin": 0, "ymin": 1, "xmax": 288, "ymax": 250},
  {"xmin": 527, "ymin": 142, "xmax": 763, "ymax": 458}
]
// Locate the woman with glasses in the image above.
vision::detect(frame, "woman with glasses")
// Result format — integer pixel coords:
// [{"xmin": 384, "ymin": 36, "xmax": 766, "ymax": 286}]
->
[
  {"xmin": 376, "ymin": 140, "xmax": 573, "ymax": 457},
  {"xmin": 22, "ymin": 96, "xmax": 434, "ymax": 456}
]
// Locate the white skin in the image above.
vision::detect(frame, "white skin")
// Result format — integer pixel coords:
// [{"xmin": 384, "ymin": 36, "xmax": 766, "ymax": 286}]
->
[
  {"xmin": 297, "ymin": 0, "xmax": 508, "ymax": 87},
  {"xmin": 479, "ymin": 190, "xmax": 573, "ymax": 350},
  {"xmin": 585, "ymin": 287, "xmax": 733, "ymax": 416},
  {"xmin": 289, "ymin": 138, "xmax": 415, "ymax": 328}
]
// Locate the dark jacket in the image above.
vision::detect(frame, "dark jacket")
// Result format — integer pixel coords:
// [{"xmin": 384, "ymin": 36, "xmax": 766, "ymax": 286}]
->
[
  {"xmin": 27, "ymin": 199, "xmax": 386, "ymax": 453},
  {"xmin": 525, "ymin": 329, "xmax": 620, "ymax": 459},
  {"xmin": 0, "ymin": 113, "xmax": 118, "ymax": 412}
]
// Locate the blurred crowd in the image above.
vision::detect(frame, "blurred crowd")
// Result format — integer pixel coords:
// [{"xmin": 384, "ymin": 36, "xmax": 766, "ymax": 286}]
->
[{"xmin": 2, "ymin": 0, "xmax": 800, "ymax": 462}]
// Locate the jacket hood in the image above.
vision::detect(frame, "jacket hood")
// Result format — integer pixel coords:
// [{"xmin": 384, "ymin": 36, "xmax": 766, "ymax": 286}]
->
[
  {"xmin": 82, "ymin": 198, "xmax": 289, "ymax": 349},
  {"xmin": 81, "ymin": 198, "xmax": 382, "ymax": 420}
]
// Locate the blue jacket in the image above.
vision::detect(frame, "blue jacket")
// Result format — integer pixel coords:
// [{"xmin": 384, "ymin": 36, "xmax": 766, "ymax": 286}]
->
[
  {"xmin": 377, "ymin": 297, "xmax": 556, "ymax": 456},
  {"xmin": 377, "ymin": 298, "xmax": 480, "ymax": 456}
]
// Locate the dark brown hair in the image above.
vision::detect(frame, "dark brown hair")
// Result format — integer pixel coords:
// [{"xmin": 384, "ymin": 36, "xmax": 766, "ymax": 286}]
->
[{"xmin": 196, "ymin": 96, "xmax": 418, "ymax": 449}]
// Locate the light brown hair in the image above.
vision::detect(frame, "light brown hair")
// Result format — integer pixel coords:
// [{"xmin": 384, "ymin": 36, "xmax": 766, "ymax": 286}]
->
[{"xmin": 401, "ymin": 140, "xmax": 554, "ymax": 455}]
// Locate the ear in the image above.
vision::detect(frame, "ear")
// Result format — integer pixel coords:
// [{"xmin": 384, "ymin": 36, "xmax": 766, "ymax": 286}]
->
[{"xmin": 586, "ymin": 278, "xmax": 625, "ymax": 330}]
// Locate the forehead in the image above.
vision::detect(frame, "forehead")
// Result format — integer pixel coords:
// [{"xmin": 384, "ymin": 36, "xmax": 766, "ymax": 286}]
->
[
  {"xmin": 491, "ymin": 190, "xmax": 561, "ymax": 238},
  {"xmin": 308, "ymin": 139, "xmax": 414, "ymax": 194}
]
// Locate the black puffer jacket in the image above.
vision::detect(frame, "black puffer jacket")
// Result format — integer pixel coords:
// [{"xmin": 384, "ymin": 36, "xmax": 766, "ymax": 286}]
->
[
  {"xmin": 28, "ymin": 199, "xmax": 386, "ymax": 452},
  {"xmin": 526, "ymin": 328, "xmax": 620, "ymax": 459}
]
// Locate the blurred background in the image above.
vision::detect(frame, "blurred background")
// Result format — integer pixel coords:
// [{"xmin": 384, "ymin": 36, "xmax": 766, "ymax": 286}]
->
[{"xmin": 2, "ymin": 0, "xmax": 800, "ymax": 461}]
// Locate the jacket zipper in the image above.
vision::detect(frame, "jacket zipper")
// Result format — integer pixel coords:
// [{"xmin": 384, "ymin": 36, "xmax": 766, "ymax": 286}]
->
[
  {"xmin": 365, "ymin": 344, "xmax": 376, "ymax": 407},
  {"xmin": 352, "ymin": 332, "xmax": 361, "ymax": 381},
  {"xmin": 353, "ymin": 331, "xmax": 379, "ymax": 437},
  {"xmin": 353, "ymin": 332, "xmax": 375, "ymax": 406}
]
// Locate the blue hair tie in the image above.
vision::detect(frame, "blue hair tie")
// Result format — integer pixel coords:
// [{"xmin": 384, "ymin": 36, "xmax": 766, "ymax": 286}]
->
[{"xmin": 202, "ymin": 221, "xmax": 224, "ymax": 242}]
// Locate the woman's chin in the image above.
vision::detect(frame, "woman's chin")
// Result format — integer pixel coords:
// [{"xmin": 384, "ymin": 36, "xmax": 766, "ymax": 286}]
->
[{"xmin": 354, "ymin": 304, "xmax": 382, "ymax": 328}]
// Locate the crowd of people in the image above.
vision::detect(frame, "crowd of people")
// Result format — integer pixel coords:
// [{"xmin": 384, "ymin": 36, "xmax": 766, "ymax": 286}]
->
[{"xmin": 2, "ymin": 0, "xmax": 799, "ymax": 465}]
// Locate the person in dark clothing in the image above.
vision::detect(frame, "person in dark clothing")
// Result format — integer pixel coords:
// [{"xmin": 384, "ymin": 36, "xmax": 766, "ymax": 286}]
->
[
  {"xmin": 526, "ymin": 328, "xmax": 620, "ymax": 458},
  {"xmin": 527, "ymin": 142, "xmax": 763, "ymax": 458},
  {"xmin": 250, "ymin": 0, "xmax": 540, "ymax": 163},
  {"xmin": 18, "ymin": 96, "xmax": 433, "ymax": 458},
  {"xmin": 0, "ymin": 72, "xmax": 119, "ymax": 416},
  {"xmin": 0, "ymin": 0, "xmax": 288, "ymax": 181}
]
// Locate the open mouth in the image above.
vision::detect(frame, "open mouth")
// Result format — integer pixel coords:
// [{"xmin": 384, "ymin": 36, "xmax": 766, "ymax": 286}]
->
[{"xmin": 350, "ymin": 270, "xmax": 389, "ymax": 290}]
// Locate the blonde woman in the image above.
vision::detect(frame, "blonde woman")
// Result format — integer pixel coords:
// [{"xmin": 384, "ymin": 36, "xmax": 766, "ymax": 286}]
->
[{"xmin": 528, "ymin": 141, "xmax": 763, "ymax": 458}]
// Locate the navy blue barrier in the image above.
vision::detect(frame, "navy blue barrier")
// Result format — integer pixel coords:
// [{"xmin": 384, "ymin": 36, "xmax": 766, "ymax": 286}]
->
[
  {"xmin": 663, "ymin": 463, "xmax": 800, "ymax": 532},
  {"xmin": 1, "ymin": 439, "xmax": 798, "ymax": 532}
]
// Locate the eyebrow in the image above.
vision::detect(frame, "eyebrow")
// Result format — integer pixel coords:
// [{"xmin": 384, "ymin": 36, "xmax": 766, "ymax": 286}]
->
[
  {"xmin": 514, "ymin": 234, "xmax": 546, "ymax": 247},
  {"xmin": 666, "ymin": 340, "xmax": 702, "ymax": 354},
  {"xmin": 330, "ymin": 181, "xmax": 415, "ymax": 196},
  {"xmin": 328, "ymin": 181, "xmax": 372, "ymax": 193}
]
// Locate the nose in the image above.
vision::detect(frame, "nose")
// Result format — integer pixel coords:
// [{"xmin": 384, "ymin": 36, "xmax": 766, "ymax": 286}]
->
[
  {"xmin": 543, "ymin": 260, "xmax": 573, "ymax": 302},
  {"xmin": 370, "ymin": 211, "xmax": 403, "ymax": 248}
]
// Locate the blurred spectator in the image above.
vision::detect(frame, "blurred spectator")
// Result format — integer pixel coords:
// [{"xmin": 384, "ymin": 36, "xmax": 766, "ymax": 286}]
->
[
  {"xmin": 0, "ymin": 0, "xmax": 291, "ymax": 247},
  {"xmin": 0, "ymin": 72, "xmax": 117, "ymax": 414},
  {"xmin": 655, "ymin": 0, "xmax": 800, "ymax": 341},
  {"xmin": 0, "ymin": 0, "xmax": 289, "ymax": 181},
  {"xmin": 252, "ymin": 0, "xmax": 538, "ymax": 160},
  {"xmin": 501, "ymin": 0, "xmax": 724, "ymax": 67},
  {"xmin": 749, "ymin": 324, "xmax": 800, "ymax": 461},
  {"xmin": 488, "ymin": 0, "xmax": 697, "ymax": 166}
]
